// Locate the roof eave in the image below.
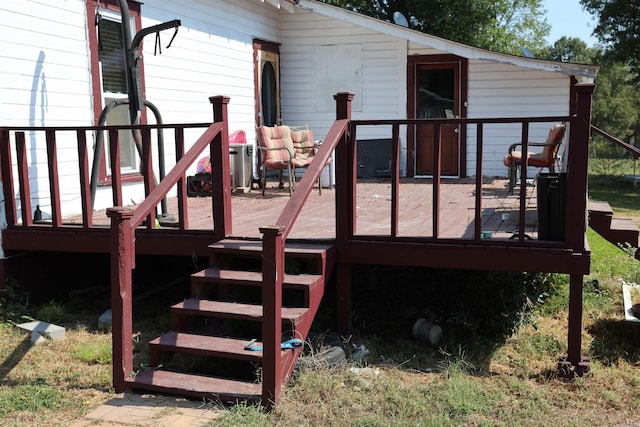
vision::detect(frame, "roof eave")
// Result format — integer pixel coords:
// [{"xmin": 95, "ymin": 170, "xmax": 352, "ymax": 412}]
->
[{"xmin": 295, "ymin": 0, "xmax": 598, "ymax": 79}]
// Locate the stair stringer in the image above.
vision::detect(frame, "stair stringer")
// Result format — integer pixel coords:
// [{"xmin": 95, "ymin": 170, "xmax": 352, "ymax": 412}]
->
[{"xmin": 275, "ymin": 255, "xmax": 336, "ymax": 388}]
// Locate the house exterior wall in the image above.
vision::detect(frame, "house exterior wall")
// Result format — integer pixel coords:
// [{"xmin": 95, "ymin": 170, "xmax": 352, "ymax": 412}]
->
[
  {"xmin": 0, "ymin": 1, "xmax": 94, "ymax": 218},
  {"xmin": 465, "ymin": 61, "xmax": 570, "ymax": 177},
  {"xmin": 279, "ymin": 9, "xmax": 572, "ymax": 179},
  {"xmin": 409, "ymin": 43, "xmax": 571, "ymax": 177},
  {"xmin": 278, "ymin": 9, "xmax": 408, "ymax": 173},
  {"xmin": 0, "ymin": 0, "xmax": 279, "ymax": 217}
]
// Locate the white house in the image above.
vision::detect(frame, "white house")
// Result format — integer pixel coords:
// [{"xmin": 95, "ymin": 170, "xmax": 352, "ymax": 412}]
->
[{"xmin": 0, "ymin": 0, "xmax": 598, "ymax": 218}]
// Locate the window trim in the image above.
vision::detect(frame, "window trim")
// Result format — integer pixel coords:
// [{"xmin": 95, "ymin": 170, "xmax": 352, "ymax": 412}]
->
[{"xmin": 86, "ymin": 0, "xmax": 146, "ymax": 185}]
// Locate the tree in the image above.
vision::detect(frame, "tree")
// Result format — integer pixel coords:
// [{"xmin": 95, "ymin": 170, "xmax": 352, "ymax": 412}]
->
[
  {"xmin": 320, "ymin": 0, "xmax": 550, "ymax": 55},
  {"xmin": 546, "ymin": 36, "xmax": 593, "ymax": 64},
  {"xmin": 590, "ymin": 59, "xmax": 640, "ymax": 156},
  {"xmin": 581, "ymin": 0, "xmax": 640, "ymax": 77}
]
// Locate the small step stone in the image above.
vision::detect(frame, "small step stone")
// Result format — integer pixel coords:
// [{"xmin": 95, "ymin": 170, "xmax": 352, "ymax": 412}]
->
[{"xmin": 17, "ymin": 321, "xmax": 65, "ymax": 344}]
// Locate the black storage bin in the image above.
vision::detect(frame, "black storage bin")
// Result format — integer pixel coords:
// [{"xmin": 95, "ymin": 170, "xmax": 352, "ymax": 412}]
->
[{"xmin": 537, "ymin": 173, "xmax": 567, "ymax": 241}]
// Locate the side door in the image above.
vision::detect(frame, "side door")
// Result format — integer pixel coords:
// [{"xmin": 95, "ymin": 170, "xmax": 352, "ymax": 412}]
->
[{"xmin": 408, "ymin": 55, "xmax": 467, "ymax": 177}]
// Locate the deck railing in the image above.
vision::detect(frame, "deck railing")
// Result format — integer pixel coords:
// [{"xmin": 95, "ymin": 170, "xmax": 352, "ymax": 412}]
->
[
  {"xmin": 591, "ymin": 125, "xmax": 640, "ymax": 158},
  {"xmin": 105, "ymin": 96, "xmax": 230, "ymax": 392},
  {"xmin": 0, "ymin": 121, "xmax": 216, "ymax": 231}
]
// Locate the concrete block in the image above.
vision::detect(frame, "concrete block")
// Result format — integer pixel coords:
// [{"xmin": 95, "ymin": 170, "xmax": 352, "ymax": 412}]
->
[
  {"xmin": 98, "ymin": 309, "xmax": 112, "ymax": 331},
  {"xmin": 31, "ymin": 330, "xmax": 47, "ymax": 345},
  {"xmin": 17, "ymin": 321, "xmax": 65, "ymax": 343}
]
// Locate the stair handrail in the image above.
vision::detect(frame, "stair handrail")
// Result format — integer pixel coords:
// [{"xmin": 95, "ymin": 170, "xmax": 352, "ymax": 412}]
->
[
  {"xmin": 106, "ymin": 96, "xmax": 231, "ymax": 393},
  {"xmin": 259, "ymin": 93, "xmax": 352, "ymax": 408},
  {"xmin": 591, "ymin": 125, "xmax": 640, "ymax": 158}
]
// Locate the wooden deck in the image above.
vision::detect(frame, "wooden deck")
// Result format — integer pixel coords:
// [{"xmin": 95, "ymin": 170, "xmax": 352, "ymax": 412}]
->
[{"xmin": 79, "ymin": 176, "xmax": 538, "ymax": 241}]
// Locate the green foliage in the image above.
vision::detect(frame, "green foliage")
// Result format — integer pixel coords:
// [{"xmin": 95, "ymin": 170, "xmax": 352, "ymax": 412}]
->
[
  {"xmin": 545, "ymin": 36, "xmax": 594, "ymax": 63},
  {"xmin": 320, "ymin": 0, "xmax": 549, "ymax": 54},
  {"xmin": 212, "ymin": 402, "xmax": 271, "ymax": 426},
  {"xmin": 581, "ymin": 0, "xmax": 640, "ymax": 78},
  {"xmin": 74, "ymin": 341, "xmax": 112, "ymax": 365},
  {"xmin": 0, "ymin": 381, "xmax": 65, "ymax": 418},
  {"xmin": 0, "ymin": 279, "xmax": 30, "ymax": 324},
  {"xmin": 591, "ymin": 60, "xmax": 640, "ymax": 151},
  {"xmin": 36, "ymin": 300, "xmax": 70, "ymax": 325}
]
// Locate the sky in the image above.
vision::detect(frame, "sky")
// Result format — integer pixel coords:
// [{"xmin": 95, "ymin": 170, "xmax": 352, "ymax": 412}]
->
[{"xmin": 542, "ymin": 0, "xmax": 599, "ymax": 46}]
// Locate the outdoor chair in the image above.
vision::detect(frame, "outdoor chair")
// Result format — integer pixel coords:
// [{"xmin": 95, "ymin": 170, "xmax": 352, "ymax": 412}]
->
[
  {"xmin": 256, "ymin": 125, "xmax": 330, "ymax": 196},
  {"xmin": 503, "ymin": 123, "xmax": 566, "ymax": 194}
]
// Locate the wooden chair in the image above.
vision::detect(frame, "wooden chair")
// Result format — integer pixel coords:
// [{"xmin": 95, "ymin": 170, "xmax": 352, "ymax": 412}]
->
[
  {"xmin": 256, "ymin": 125, "xmax": 330, "ymax": 196},
  {"xmin": 503, "ymin": 123, "xmax": 566, "ymax": 194}
]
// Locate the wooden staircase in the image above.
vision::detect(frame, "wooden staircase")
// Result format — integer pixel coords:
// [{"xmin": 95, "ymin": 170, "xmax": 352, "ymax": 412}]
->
[
  {"xmin": 589, "ymin": 201, "xmax": 640, "ymax": 259},
  {"xmin": 126, "ymin": 238, "xmax": 336, "ymax": 403}
]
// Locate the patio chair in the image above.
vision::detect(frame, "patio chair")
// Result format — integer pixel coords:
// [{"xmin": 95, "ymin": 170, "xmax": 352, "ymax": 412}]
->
[
  {"xmin": 503, "ymin": 123, "xmax": 566, "ymax": 194},
  {"xmin": 256, "ymin": 125, "xmax": 329, "ymax": 196}
]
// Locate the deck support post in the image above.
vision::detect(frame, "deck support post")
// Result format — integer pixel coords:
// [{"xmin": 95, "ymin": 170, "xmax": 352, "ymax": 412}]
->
[
  {"xmin": 559, "ymin": 272, "xmax": 590, "ymax": 377},
  {"xmin": 209, "ymin": 95, "xmax": 232, "ymax": 241},
  {"xmin": 260, "ymin": 225, "xmax": 285, "ymax": 409},
  {"xmin": 107, "ymin": 207, "xmax": 135, "ymax": 393},
  {"xmin": 558, "ymin": 83, "xmax": 594, "ymax": 377},
  {"xmin": 334, "ymin": 92, "xmax": 354, "ymax": 335}
]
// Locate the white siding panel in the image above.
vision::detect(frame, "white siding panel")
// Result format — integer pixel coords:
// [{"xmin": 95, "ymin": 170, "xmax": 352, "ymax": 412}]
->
[
  {"xmin": 466, "ymin": 61, "xmax": 570, "ymax": 177},
  {"xmin": 279, "ymin": 9, "xmax": 407, "ymax": 143},
  {"xmin": 0, "ymin": 1, "xmax": 92, "ymax": 127}
]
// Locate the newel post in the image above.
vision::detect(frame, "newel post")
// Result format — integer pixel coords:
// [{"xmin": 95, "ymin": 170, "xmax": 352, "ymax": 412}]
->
[
  {"xmin": 209, "ymin": 95, "xmax": 232, "ymax": 240},
  {"xmin": 563, "ymin": 82, "xmax": 595, "ymax": 377},
  {"xmin": 565, "ymin": 83, "xmax": 594, "ymax": 249},
  {"xmin": 106, "ymin": 207, "xmax": 135, "ymax": 392},
  {"xmin": 260, "ymin": 225, "xmax": 285, "ymax": 408},
  {"xmin": 334, "ymin": 92, "xmax": 354, "ymax": 242},
  {"xmin": 334, "ymin": 92, "xmax": 355, "ymax": 335}
]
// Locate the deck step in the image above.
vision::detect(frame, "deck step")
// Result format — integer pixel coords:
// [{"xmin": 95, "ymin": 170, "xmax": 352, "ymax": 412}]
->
[
  {"xmin": 191, "ymin": 267, "xmax": 322, "ymax": 290},
  {"xmin": 588, "ymin": 200, "xmax": 614, "ymax": 235},
  {"xmin": 150, "ymin": 331, "xmax": 264, "ymax": 362},
  {"xmin": 148, "ymin": 331, "xmax": 297, "ymax": 367},
  {"xmin": 171, "ymin": 298, "xmax": 310, "ymax": 324},
  {"xmin": 209, "ymin": 238, "xmax": 334, "ymax": 259},
  {"xmin": 127, "ymin": 369, "xmax": 262, "ymax": 403}
]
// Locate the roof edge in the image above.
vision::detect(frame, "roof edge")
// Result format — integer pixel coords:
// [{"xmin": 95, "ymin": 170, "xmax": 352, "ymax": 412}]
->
[{"xmin": 294, "ymin": 0, "xmax": 598, "ymax": 79}]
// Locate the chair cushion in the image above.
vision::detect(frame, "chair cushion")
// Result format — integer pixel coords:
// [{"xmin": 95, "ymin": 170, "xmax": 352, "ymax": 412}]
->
[
  {"xmin": 291, "ymin": 129, "xmax": 315, "ymax": 159},
  {"xmin": 257, "ymin": 125, "xmax": 294, "ymax": 169}
]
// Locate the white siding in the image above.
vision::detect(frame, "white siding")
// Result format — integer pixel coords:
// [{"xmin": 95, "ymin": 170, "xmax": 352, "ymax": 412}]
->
[
  {"xmin": 0, "ymin": 0, "xmax": 280, "ymax": 216},
  {"xmin": 279, "ymin": 9, "xmax": 407, "ymax": 141},
  {"xmin": 467, "ymin": 61, "xmax": 570, "ymax": 177},
  {"xmin": 0, "ymin": 0, "xmax": 92, "ymax": 220}
]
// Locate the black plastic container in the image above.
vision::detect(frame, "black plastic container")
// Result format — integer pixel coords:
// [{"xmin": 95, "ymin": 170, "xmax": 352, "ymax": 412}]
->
[{"xmin": 537, "ymin": 173, "xmax": 567, "ymax": 241}]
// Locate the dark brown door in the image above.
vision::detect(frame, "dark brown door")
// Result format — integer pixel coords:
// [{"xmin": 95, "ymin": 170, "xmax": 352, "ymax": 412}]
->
[
  {"xmin": 253, "ymin": 40, "xmax": 280, "ymax": 127},
  {"xmin": 415, "ymin": 64, "xmax": 459, "ymax": 176}
]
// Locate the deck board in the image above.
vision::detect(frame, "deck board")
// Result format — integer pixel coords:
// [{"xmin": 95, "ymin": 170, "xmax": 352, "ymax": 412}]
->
[{"xmin": 83, "ymin": 177, "xmax": 538, "ymax": 240}]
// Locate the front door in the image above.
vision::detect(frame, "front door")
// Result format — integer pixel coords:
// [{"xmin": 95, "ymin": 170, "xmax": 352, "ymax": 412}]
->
[{"xmin": 408, "ymin": 56, "xmax": 467, "ymax": 177}]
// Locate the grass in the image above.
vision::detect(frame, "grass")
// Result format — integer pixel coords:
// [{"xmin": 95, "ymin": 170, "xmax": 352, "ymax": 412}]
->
[{"xmin": 1, "ymin": 170, "xmax": 640, "ymax": 426}]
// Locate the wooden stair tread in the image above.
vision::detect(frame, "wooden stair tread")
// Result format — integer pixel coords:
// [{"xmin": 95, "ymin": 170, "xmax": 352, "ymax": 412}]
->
[
  {"xmin": 127, "ymin": 369, "xmax": 261, "ymax": 402},
  {"xmin": 191, "ymin": 267, "xmax": 322, "ymax": 289},
  {"xmin": 172, "ymin": 298, "xmax": 309, "ymax": 322},
  {"xmin": 610, "ymin": 217, "xmax": 639, "ymax": 232},
  {"xmin": 150, "ymin": 331, "xmax": 265, "ymax": 361},
  {"xmin": 588, "ymin": 200, "xmax": 613, "ymax": 215},
  {"xmin": 209, "ymin": 239, "xmax": 334, "ymax": 258}
]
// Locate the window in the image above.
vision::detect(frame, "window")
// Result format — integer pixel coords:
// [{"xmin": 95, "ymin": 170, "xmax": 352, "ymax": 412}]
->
[{"xmin": 87, "ymin": 0, "xmax": 144, "ymax": 183}]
